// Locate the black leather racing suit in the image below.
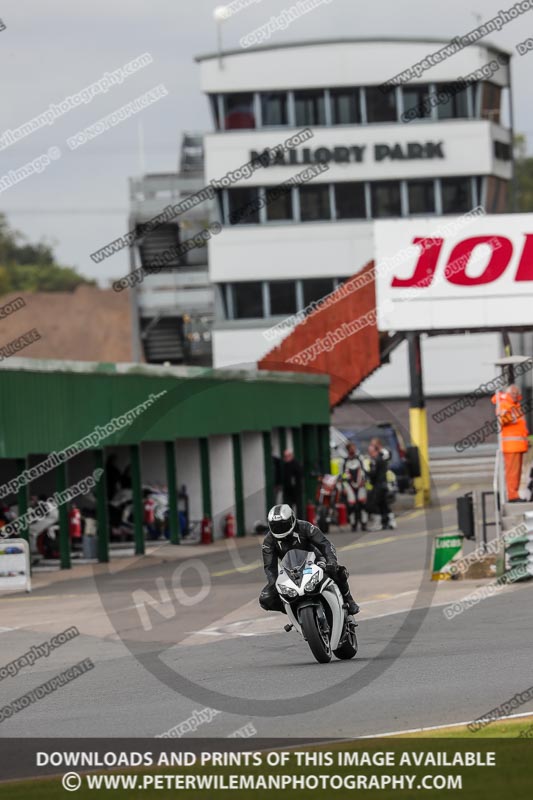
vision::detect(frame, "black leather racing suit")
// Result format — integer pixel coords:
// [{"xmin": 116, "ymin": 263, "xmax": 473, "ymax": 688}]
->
[
  {"xmin": 368, "ymin": 447, "xmax": 392, "ymax": 526},
  {"xmin": 259, "ymin": 519, "xmax": 356, "ymax": 613}
]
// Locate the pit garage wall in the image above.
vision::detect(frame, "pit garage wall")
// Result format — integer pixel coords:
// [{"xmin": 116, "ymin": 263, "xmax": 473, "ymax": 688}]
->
[
  {"xmin": 141, "ymin": 434, "xmax": 276, "ymax": 538},
  {"xmin": 175, "ymin": 439, "xmax": 203, "ymax": 526},
  {"xmin": 102, "ymin": 440, "xmax": 203, "ymax": 532},
  {"xmin": 119, "ymin": 435, "xmax": 263, "ymax": 538},
  {"xmin": 139, "ymin": 430, "xmax": 291, "ymax": 536},
  {"xmin": 209, "ymin": 435, "xmax": 236, "ymax": 539},
  {"xmin": 0, "ymin": 428, "xmax": 301, "ymax": 539},
  {"xmin": 140, "ymin": 441, "xmax": 202, "ymax": 525},
  {"xmin": 241, "ymin": 432, "xmax": 265, "ymax": 532}
]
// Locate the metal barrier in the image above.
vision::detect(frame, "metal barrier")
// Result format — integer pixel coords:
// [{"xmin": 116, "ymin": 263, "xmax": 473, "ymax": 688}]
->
[
  {"xmin": 481, "ymin": 490, "xmax": 497, "ymax": 553},
  {"xmin": 493, "ymin": 448, "xmax": 505, "ymax": 545}
]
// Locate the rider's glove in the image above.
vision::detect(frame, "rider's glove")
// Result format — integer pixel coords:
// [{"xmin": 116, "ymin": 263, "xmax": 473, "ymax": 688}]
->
[{"xmin": 316, "ymin": 560, "xmax": 327, "ymax": 570}]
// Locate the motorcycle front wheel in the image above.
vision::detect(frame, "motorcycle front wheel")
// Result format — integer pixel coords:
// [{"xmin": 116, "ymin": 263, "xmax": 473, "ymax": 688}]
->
[
  {"xmin": 300, "ymin": 605, "xmax": 332, "ymax": 663},
  {"xmin": 333, "ymin": 622, "xmax": 358, "ymax": 660}
]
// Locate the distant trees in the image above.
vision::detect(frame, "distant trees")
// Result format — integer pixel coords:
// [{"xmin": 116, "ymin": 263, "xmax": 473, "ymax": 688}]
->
[
  {"xmin": 0, "ymin": 213, "xmax": 94, "ymax": 294},
  {"xmin": 514, "ymin": 134, "xmax": 533, "ymax": 212}
]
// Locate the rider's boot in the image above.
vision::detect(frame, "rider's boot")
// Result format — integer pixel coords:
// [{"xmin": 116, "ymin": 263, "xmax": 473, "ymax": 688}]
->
[
  {"xmin": 343, "ymin": 591, "xmax": 360, "ymax": 616},
  {"xmin": 367, "ymin": 514, "xmax": 382, "ymax": 532}
]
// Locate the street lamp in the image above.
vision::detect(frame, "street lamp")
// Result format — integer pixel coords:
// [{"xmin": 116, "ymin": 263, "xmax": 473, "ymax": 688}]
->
[{"xmin": 213, "ymin": 6, "xmax": 228, "ymax": 69}]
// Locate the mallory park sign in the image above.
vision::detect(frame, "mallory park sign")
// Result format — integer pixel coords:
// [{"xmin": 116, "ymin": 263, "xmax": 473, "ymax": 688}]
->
[{"xmin": 250, "ymin": 141, "xmax": 445, "ymax": 166}]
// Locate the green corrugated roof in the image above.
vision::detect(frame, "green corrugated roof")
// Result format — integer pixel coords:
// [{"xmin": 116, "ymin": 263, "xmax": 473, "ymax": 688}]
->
[{"xmin": 0, "ymin": 359, "xmax": 330, "ymax": 458}]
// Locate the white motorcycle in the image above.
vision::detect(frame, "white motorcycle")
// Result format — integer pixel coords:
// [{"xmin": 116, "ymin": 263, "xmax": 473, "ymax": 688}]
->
[
  {"xmin": 276, "ymin": 548, "xmax": 358, "ymax": 664},
  {"xmin": 5, "ymin": 500, "xmax": 60, "ymax": 560}
]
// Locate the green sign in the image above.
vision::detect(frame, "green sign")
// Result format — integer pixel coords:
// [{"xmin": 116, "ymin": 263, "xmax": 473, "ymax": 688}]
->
[{"xmin": 432, "ymin": 533, "xmax": 464, "ymax": 580}]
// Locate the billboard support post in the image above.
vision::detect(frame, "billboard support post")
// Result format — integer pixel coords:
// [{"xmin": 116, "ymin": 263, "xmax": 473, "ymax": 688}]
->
[{"xmin": 408, "ymin": 332, "xmax": 431, "ymax": 507}]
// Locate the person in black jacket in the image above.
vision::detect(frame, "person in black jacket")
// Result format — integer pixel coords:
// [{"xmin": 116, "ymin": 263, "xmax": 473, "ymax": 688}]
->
[
  {"xmin": 272, "ymin": 454, "xmax": 283, "ymax": 503},
  {"xmin": 259, "ymin": 504, "xmax": 359, "ymax": 615},
  {"xmin": 367, "ymin": 438, "xmax": 396, "ymax": 530},
  {"xmin": 281, "ymin": 450, "xmax": 303, "ymax": 514},
  {"xmin": 105, "ymin": 455, "xmax": 122, "ymax": 502}
]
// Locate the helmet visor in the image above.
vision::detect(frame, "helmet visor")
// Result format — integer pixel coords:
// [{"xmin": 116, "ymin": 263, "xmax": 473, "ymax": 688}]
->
[{"xmin": 269, "ymin": 515, "xmax": 294, "ymax": 536}]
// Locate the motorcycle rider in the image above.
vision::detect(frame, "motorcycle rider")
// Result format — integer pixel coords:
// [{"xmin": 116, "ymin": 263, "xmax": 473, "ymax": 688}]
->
[
  {"xmin": 367, "ymin": 438, "xmax": 396, "ymax": 530},
  {"xmin": 259, "ymin": 504, "xmax": 360, "ymax": 616},
  {"xmin": 341, "ymin": 443, "xmax": 368, "ymax": 532}
]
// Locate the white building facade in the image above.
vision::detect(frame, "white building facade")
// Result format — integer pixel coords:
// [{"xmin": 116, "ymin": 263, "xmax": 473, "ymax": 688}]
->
[{"xmin": 196, "ymin": 38, "xmax": 513, "ymax": 397}]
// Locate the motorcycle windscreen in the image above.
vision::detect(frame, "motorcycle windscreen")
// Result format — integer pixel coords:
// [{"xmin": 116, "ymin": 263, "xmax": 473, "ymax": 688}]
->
[
  {"xmin": 280, "ymin": 548, "xmax": 313, "ymax": 569},
  {"xmin": 280, "ymin": 548, "xmax": 315, "ymax": 585}
]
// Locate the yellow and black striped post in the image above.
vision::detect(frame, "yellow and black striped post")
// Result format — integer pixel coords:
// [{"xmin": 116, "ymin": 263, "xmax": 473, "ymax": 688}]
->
[{"xmin": 408, "ymin": 333, "xmax": 431, "ymax": 507}]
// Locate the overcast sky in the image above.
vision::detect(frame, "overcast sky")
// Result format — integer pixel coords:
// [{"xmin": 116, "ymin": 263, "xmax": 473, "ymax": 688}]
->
[{"xmin": 1, "ymin": 0, "xmax": 532, "ymax": 286}]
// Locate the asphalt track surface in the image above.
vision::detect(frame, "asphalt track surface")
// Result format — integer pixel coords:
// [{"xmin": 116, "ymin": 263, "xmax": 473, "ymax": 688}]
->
[{"xmin": 1, "ymin": 477, "xmax": 533, "ymax": 739}]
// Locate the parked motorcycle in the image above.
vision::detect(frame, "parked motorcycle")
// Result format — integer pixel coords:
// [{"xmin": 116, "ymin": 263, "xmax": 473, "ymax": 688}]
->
[
  {"xmin": 6, "ymin": 491, "xmax": 95, "ymax": 561},
  {"xmin": 30, "ymin": 501, "xmax": 60, "ymax": 558},
  {"xmin": 150, "ymin": 487, "xmax": 170, "ymax": 537},
  {"xmin": 7, "ymin": 498, "xmax": 61, "ymax": 559},
  {"xmin": 315, "ymin": 473, "xmax": 341, "ymax": 534},
  {"xmin": 108, "ymin": 485, "xmax": 170, "ymax": 541},
  {"xmin": 276, "ymin": 548, "xmax": 358, "ymax": 664},
  {"xmin": 108, "ymin": 487, "xmax": 134, "ymax": 540}
]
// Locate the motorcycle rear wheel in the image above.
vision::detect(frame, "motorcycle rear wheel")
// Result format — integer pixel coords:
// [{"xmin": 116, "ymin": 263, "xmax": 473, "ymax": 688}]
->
[{"xmin": 300, "ymin": 606, "xmax": 332, "ymax": 663}]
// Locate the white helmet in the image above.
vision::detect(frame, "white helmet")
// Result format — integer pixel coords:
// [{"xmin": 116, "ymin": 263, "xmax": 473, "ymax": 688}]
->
[{"xmin": 267, "ymin": 504, "xmax": 296, "ymax": 539}]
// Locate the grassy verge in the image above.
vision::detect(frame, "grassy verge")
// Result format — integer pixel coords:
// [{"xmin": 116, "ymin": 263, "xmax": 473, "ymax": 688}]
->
[{"xmin": 393, "ymin": 715, "xmax": 533, "ymax": 738}]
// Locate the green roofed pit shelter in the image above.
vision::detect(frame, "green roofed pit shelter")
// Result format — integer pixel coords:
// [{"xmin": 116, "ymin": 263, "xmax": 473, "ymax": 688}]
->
[{"xmin": 0, "ymin": 359, "xmax": 330, "ymax": 568}]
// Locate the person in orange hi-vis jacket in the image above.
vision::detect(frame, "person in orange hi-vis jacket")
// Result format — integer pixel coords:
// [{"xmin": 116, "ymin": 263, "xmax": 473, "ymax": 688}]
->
[{"xmin": 491, "ymin": 384, "xmax": 530, "ymax": 502}]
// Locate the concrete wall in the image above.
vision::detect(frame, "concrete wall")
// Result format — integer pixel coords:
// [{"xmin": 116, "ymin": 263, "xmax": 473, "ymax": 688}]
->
[
  {"xmin": 241, "ymin": 431, "xmax": 265, "ymax": 530},
  {"xmin": 358, "ymin": 332, "xmax": 502, "ymax": 399},
  {"xmin": 208, "ymin": 220, "xmax": 374, "ymax": 284},
  {"xmin": 286, "ymin": 428, "xmax": 294, "ymax": 451},
  {"xmin": 209, "ymin": 435, "xmax": 236, "ymax": 539},
  {"xmin": 213, "ymin": 327, "xmax": 276, "ymax": 370},
  {"xmin": 176, "ymin": 439, "xmax": 202, "ymax": 526},
  {"xmin": 199, "ymin": 41, "xmax": 510, "ymax": 92}
]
